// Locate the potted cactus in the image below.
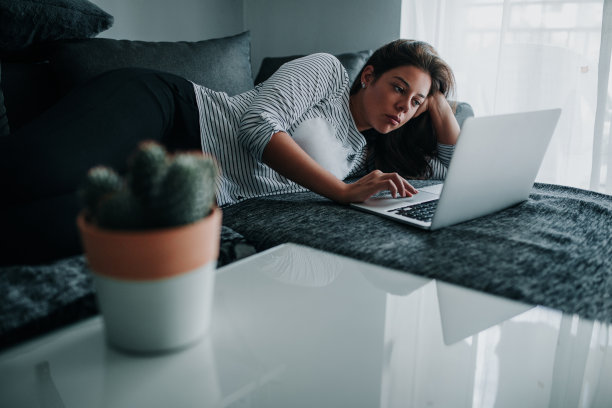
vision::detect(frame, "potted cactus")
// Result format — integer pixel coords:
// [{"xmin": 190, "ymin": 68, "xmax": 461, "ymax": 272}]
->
[{"xmin": 77, "ymin": 141, "xmax": 222, "ymax": 353}]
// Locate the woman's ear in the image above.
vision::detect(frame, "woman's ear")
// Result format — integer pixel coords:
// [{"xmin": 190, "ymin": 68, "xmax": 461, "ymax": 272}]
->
[{"xmin": 361, "ymin": 65, "xmax": 375, "ymax": 87}]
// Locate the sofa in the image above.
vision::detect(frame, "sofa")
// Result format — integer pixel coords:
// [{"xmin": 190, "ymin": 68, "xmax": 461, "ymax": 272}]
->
[{"xmin": 2, "ymin": 0, "xmax": 612, "ymax": 351}]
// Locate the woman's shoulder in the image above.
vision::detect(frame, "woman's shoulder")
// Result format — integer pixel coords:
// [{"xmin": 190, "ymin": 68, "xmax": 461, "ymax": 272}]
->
[
  {"xmin": 287, "ymin": 54, "xmax": 350, "ymax": 95},
  {"xmin": 301, "ymin": 52, "xmax": 341, "ymax": 64},
  {"xmin": 283, "ymin": 53, "xmax": 346, "ymax": 77}
]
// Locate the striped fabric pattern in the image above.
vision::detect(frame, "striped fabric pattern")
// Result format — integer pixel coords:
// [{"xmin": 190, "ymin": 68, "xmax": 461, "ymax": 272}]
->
[
  {"xmin": 192, "ymin": 53, "xmax": 453, "ymax": 206},
  {"xmin": 431, "ymin": 144, "xmax": 454, "ymax": 178}
]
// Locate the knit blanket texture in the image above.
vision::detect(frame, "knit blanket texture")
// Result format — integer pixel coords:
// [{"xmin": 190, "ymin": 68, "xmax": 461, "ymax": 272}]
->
[{"xmin": 222, "ymin": 182, "xmax": 612, "ymax": 323}]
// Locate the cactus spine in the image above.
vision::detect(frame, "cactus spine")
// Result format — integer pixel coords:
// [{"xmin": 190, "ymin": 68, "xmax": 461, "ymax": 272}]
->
[{"xmin": 80, "ymin": 141, "xmax": 218, "ymax": 230}]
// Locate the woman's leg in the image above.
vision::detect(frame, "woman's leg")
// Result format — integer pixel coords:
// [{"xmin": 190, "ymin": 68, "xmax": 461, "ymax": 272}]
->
[
  {"xmin": 2, "ymin": 68, "xmax": 201, "ymax": 205},
  {"xmin": 0, "ymin": 68, "xmax": 201, "ymax": 264}
]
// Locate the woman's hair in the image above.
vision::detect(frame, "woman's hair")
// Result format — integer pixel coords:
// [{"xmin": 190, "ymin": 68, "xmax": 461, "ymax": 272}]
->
[{"xmin": 352, "ymin": 39, "xmax": 456, "ymax": 179}]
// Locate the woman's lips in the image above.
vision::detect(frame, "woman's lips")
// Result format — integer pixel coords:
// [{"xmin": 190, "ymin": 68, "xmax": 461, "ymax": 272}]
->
[{"xmin": 386, "ymin": 115, "xmax": 400, "ymax": 126}]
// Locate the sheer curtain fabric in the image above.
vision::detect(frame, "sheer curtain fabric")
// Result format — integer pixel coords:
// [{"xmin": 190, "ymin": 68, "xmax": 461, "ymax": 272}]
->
[{"xmin": 401, "ymin": 0, "xmax": 612, "ymax": 193}]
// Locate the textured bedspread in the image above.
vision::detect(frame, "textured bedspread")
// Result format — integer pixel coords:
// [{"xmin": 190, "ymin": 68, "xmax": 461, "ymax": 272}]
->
[{"xmin": 222, "ymin": 182, "xmax": 612, "ymax": 323}]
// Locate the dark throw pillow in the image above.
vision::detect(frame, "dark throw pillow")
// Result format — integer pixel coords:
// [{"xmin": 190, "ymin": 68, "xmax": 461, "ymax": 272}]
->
[
  {"xmin": 0, "ymin": 0, "xmax": 114, "ymax": 52},
  {"xmin": 255, "ymin": 50, "xmax": 373, "ymax": 85},
  {"xmin": 45, "ymin": 31, "xmax": 254, "ymax": 96},
  {"xmin": 334, "ymin": 50, "xmax": 374, "ymax": 85},
  {"xmin": 255, "ymin": 54, "xmax": 302, "ymax": 85}
]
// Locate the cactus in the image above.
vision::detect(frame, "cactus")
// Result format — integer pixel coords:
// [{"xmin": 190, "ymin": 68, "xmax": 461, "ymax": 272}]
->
[
  {"xmin": 96, "ymin": 189, "xmax": 146, "ymax": 230},
  {"xmin": 80, "ymin": 141, "xmax": 219, "ymax": 230},
  {"xmin": 127, "ymin": 141, "xmax": 168, "ymax": 203},
  {"xmin": 80, "ymin": 166, "xmax": 123, "ymax": 221},
  {"xmin": 153, "ymin": 154, "xmax": 218, "ymax": 228}
]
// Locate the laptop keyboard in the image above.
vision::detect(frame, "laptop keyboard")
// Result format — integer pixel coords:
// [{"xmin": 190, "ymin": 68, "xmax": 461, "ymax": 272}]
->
[{"xmin": 388, "ymin": 200, "xmax": 439, "ymax": 222}]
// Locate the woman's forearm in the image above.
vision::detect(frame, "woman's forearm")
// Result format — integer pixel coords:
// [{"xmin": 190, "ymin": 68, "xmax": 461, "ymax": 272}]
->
[
  {"xmin": 261, "ymin": 131, "xmax": 417, "ymax": 204},
  {"xmin": 429, "ymin": 94, "xmax": 460, "ymax": 145}
]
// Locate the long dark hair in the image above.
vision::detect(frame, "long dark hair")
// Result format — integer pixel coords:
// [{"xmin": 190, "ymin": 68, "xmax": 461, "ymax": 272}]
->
[{"xmin": 352, "ymin": 40, "xmax": 456, "ymax": 178}]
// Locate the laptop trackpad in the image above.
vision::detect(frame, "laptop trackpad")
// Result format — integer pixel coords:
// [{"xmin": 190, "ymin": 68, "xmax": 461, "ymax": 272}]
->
[
  {"xmin": 360, "ymin": 190, "xmax": 439, "ymax": 210},
  {"xmin": 419, "ymin": 183, "xmax": 443, "ymax": 195}
]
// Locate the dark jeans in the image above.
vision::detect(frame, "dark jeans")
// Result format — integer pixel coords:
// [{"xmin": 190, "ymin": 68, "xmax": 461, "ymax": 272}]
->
[{"xmin": 0, "ymin": 68, "xmax": 201, "ymax": 264}]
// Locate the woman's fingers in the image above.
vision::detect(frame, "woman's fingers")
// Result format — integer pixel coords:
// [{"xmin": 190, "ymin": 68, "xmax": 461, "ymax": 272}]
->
[
  {"xmin": 403, "ymin": 178, "xmax": 418, "ymax": 195},
  {"xmin": 413, "ymin": 96, "xmax": 430, "ymax": 118},
  {"xmin": 341, "ymin": 170, "xmax": 421, "ymax": 203},
  {"xmin": 350, "ymin": 171, "xmax": 418, "ymax": 201},
  {"xmin": 384, "ymin": 172, "xmax": 418, "ymax": 198},
  {"xmin": 386, "ymin": 179, "xmax": 399, "ymax": 198}
]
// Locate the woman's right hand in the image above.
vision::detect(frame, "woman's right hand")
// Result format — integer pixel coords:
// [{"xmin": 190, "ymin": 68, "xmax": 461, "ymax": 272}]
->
[{"xmin": 337, "ymin": 170, "xmax": 418, "ymax": 204}]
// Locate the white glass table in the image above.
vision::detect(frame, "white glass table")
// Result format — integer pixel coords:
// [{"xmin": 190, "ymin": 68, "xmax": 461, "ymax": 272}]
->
[{"xmin": 1, "ymin": 243, "xmax": 611, "ymax": 407}]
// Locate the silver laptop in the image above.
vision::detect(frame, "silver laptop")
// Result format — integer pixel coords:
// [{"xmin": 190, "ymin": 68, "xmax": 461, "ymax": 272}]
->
[{"xmin": 350, "ymin": 108, "xmax": 561, "ymax": 230}]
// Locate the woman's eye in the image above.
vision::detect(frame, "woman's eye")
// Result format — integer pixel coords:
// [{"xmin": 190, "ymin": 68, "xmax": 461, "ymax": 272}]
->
[
  {"xmin": 413, "ymin": 99, "xmax": 422, "ymax": 107},
  {"xmin": 394, "ymin": 85, "xmax": 405, "ymax": 94}
]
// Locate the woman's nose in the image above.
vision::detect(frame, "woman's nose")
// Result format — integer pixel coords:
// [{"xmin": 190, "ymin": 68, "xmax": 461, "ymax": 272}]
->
[
  {"xmin": 397, "ymin": 101, "xmax": 410, "ymax": 113},
  {"xmin": 396, "ymin": 98, "xmax": 409, "ymax": 113}
]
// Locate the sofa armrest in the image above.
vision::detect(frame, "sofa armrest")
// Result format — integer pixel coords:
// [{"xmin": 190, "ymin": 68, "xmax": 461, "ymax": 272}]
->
[{"xmin": 454, "ymin": 101, "xmax": 474, "ymax": 128}]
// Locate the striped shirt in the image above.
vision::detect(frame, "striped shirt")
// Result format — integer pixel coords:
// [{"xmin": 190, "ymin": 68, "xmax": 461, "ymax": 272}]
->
[{"xmin": 192, "ymin": 53, "xmax": 453, "ymax": 206}]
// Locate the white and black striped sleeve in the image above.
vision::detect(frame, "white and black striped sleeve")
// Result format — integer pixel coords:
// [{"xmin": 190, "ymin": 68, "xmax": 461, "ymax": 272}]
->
[
  {"xmin": 429, "ymin": 143, "xmax": 455, "ymax": 179},
  {"xmin": 437, "ymin": 143, "xmax": 454, "ymax": 168},
  {"xmin": 236, "ymin": 53, "xmax": 349, "ymax": 160}
]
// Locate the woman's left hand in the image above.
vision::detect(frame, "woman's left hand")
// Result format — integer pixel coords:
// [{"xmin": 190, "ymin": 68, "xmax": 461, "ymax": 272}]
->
[
  {"xmin": 413, "ymin": 91, "xmax": 460, "ymax": 145},
  {"xmin": 413, "ymin": 91, "xmax": 450, "ymax": 119}
]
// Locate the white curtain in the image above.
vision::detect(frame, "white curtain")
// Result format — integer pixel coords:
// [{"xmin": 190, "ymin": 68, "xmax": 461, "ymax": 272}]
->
[{"xmin": 401, "ymin": 0, "xmax": 612, "ymax": 194}]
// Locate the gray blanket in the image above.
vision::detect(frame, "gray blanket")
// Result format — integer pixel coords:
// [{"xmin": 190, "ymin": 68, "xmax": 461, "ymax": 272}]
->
[{"xmin": 222, "ymin": 182, "xmax": 612, "ymax": 323}]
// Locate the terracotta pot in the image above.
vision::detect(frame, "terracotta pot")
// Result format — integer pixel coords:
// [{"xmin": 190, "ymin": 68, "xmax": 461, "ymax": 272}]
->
[{"xmin": 77, "ymin": 208, "xmax": 222, "ymax": 353}]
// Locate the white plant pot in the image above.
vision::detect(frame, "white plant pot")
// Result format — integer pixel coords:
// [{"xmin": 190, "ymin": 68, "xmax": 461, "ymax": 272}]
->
[{"xmin": 77, "ymin": 208, "xmax": 222, "ymax": 353}]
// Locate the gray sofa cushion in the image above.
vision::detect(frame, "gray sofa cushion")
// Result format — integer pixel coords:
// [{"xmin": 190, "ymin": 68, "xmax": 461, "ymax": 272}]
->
[
  {"xmin": 0, "ymin": 0, "xmax": 113, "ymax": 52},
  {"xmin": 453, "ymin": 101, "xmax": 474, "ymax": 128},
  {"xmin": 45, "ymin": 31, "xmax": 254, "ymax": 96}
]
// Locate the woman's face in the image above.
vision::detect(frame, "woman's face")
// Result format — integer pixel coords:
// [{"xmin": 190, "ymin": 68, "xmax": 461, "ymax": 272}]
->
[{"xmin": 356, "ymin": 65, "xmax": 432, "ymax": 133}]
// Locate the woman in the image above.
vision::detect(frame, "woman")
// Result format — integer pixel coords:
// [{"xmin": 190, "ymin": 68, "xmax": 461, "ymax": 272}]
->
[
  {"xmin": 1, "ymin": 39, "xmax": 458, "ymax": 263},
  {"xmin": 197, "ymin": 39, "xmax": 458, "ymax": 206},
  {"xmin": 353, "ymin": 40, "xmax": 459, "ymax": 183}
]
